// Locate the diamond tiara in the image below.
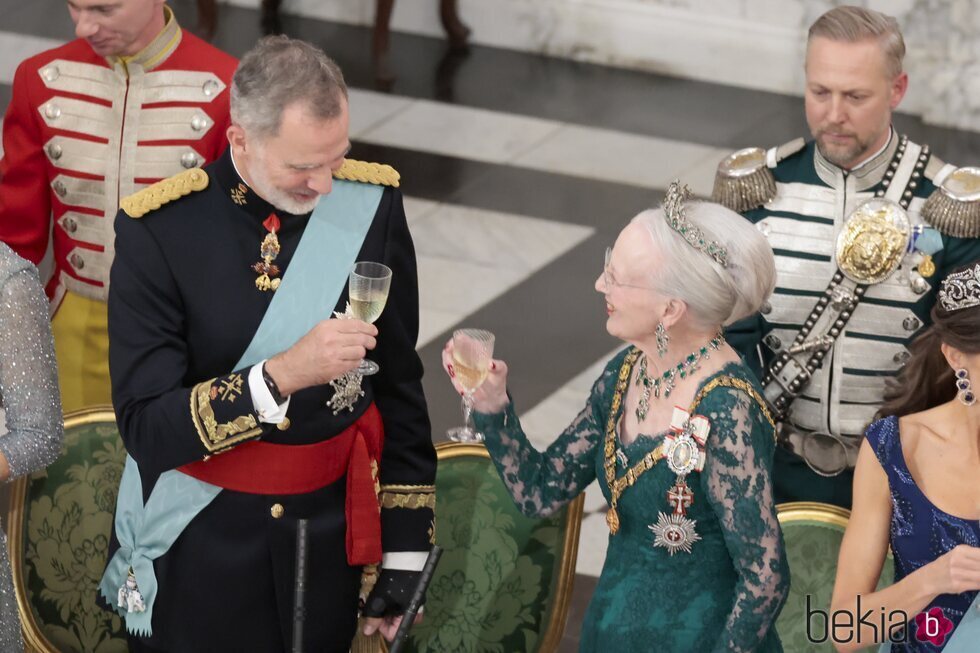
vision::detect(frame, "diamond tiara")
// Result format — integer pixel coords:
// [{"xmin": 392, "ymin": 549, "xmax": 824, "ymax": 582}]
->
[
  {"xmin": 663, "ymin": 180, "xmax": 729, "ymax": 268},
  {"xmin": 938, "ymin": 263, "xmax": 980, "ymax": 312}
]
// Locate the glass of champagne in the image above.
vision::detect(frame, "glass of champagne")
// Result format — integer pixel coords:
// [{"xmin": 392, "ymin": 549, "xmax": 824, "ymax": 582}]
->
[
  {"xmin": 447, "ymin": 329, "xmax": 495, "ymax": 443},
  {"xmin": 348, "ymin": 261, "xmax": 392, "ymax": 376}
]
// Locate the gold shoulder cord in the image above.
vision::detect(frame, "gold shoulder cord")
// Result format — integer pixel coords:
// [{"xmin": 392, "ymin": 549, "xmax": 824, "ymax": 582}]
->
[
  {"xmin": 121, "ymin": 168, "xmax": 209, "ymax": 218},
  {"xmin": 333, "ymin": 159, "xmax": 401, "ymax": 188},
  {"xmin": 603, "ymin": 355, "xmax": 775, "ymax": 535},
  {"xmin": 689, "ymin": 376, "xmax": 776, "ymax": 432}
]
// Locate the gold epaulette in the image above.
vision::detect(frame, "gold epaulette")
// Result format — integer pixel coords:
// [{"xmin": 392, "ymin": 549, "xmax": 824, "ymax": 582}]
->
[
  {"xmin": 711, "ymin": 137, "xmax": 805, "ymax": 213},
  {"xmin": 921, "ymin": 164, "xmax": 980, "ymax": 238},
  {"xmin": 334, "ymin": 159, "xmax": 400, "ymax": 188},
  {"xmin": 121, "ymin": 168, "xmax": 209, "ymax": 218}
]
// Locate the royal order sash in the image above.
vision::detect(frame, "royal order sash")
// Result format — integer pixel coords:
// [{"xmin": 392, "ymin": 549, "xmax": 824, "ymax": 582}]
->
[
  {"xmin": 943, "ymin": 595, "xmax": 980, "ymax": 652},
  {"xmin": 878, "ymin": 594, "xmax": 980, "ymax": 652},
  {"xmin": 99, "ymin": 180, "xmax": 383, "ymax": 636}
]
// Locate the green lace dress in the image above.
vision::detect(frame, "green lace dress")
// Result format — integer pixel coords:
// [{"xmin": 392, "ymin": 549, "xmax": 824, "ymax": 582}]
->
[{"xmin": 474, "ymin": 348, "xmax": 789, "ymax": 652}]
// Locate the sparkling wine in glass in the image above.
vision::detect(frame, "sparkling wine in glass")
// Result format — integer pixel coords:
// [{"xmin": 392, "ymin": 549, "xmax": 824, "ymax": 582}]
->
[
  {"xmin": 349, "ymin": 261, "xmax": 392, "ymax": 376},
  {"xmin": 447, "ymin": 329, "xmax": 495, "ymax": 443}
]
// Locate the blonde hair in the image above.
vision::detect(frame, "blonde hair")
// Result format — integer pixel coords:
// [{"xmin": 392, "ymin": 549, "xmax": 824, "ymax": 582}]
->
[{"xmin": 808, "ymin": 5, "xmax": 905, "ymax": 79}]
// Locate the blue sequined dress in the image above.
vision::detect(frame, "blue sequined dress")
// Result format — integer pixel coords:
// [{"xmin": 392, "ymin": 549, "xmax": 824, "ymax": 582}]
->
[{"xmin": 866, "ymin": 416, "xmax": 980, "ymax": 651}]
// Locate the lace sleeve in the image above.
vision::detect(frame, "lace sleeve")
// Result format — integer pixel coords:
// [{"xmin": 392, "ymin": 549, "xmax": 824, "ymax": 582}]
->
[
  {"xmin": 0, "ymin": 265, "xmax": 63, "ymax": 479},
  {"xmin": 700, "ymin": 386, "xmax": 788, "ymax": 653},
  {"xmin": 472, "ymin": 359, "xmax": 617, "ymax": 519}
]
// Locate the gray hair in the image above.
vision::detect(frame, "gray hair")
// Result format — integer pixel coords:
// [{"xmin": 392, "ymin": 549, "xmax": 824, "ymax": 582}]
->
[
  {"xmin": 633, "ymin": 201, "xmax": 775, "ymax": 330},
  {"xmin": 230, "ymin": 35, "xmax": 348, "ymax": 139},
  {"xmin": 808, "ymin": 5, "xmax": 905, "ymax": 79}
]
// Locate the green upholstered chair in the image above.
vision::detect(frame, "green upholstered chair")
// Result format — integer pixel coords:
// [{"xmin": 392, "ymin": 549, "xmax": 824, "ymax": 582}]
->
[
  {"xmin": 396, "ymin": 441, "xmax": 584, "ymax": 653},
  {"xmin": 7, "ymin": 406, "xmax": 128, "ymax": 653},
  {"xmin": 775, "ymin": 501, "xmax": 894, "ymax": 652}
]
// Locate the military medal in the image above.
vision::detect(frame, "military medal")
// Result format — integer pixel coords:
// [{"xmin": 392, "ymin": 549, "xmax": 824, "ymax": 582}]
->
[
  {"xmin": 326, "ymin": 304, "xmax": 365, "ymax": 414},
  {"xmin": 663, "ymin": 408, "xmax": 708, "ymax": 476},
  {"xmin": 649, "ymin": 408, "xmax": 709, "ymax": 555},
  {"xmin": 117, "ymin": 567, "xmax": 147, "ymax": 614},
  {"xmin": 649, "ymin": 510, "xmax": 701, "ymax": 556},
  {"xmin": 253, "ymin": 213, "xmax": 282, "ymax": 291},
  {"xmin": 918, "ymin": 254, "xmax": 936, "ymax": 279}
]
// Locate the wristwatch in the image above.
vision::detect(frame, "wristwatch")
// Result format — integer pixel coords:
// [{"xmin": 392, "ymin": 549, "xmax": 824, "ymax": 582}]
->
[{"xmin": 261, "ymin": 362, "xmax": 287, "ymax": 404}]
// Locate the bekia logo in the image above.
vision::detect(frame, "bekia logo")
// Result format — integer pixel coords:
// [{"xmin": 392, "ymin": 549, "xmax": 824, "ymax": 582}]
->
[
  {"xmin": 914, "ymin": 607, "xmax": 953, "ymax": 646},
  {"xmin": 806, "ymin": 595, "xmax": 954, "ymax": 646}
]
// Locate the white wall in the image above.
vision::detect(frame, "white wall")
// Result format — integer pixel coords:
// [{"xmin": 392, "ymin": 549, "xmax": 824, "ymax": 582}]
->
[{"xmin": 225, "ymin": 0, "xmax": 980, "ymax": 132}]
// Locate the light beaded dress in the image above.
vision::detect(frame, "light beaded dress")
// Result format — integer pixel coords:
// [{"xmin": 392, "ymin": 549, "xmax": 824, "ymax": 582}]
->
[{"xmin": 0, "ymin": 242, "xmax": 64, "ymax": 652}]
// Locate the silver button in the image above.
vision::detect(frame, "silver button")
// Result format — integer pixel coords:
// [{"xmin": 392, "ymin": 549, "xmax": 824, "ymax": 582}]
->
[
  {"xmin": 202, "ymin": 80, "xmax": 219, "ymax": 97},
  {"xmin": 52, "ymin": 180, "xmax": 67, "ymax": 197},
  {"xmin": 903, "ymin": 316, "xmax": 921, "ymax": 332},
  {"xmin": 910, "ymin": 275, "xmax": 929, "ymax": 295},
  {"xmin": 190, "ymin": 115, "xmax": 208, "ymax": 131},
  {"xmin": 764, "ymin": 334, "xmax": 782, "ymax": 351},
  {"xmin": 46, "ymin": 143, "xmax": 63, "ymax": 160},
  {"xmin": 756, "ymin": 222, "xmax": 771, "ymax": 238},
  {"xmin": 41, "ymin": 65, "xmax": 60, "ymax": 82},
  {"xmin": 893, "ymin": 351, "xmax": 911, "ymax": 364},
  {"xmin": 70, "ymin": 253, "xmax": 84, "ymax": 270},
  {"xmin": 180, "ymin": 152, "xmax": 198, "ymax": 169},
  {"xmin": 760, "ymin": 301, "xmax": 772, "ymax": 315},
  {"xmin": 63, "ymin": 217, "xmax": 78, "ymax": 234},
  {"xmin": 44, "ymin": 103, "xmax": 61, "ymax": 120}
]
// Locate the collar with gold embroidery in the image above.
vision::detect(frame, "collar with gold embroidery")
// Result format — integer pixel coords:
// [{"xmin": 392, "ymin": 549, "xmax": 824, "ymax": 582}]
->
[
  {"xmin": 109, "ymin": 5, "xmax": 182, "ymax": 72},
  {"xmin": 212, "ymin": 149, "xmax": 288, "ymax": 221}
]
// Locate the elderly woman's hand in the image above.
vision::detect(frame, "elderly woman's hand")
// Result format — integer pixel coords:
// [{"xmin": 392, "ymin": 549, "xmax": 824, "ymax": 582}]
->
[{"xmin": 441, "ymin": 338, "xmax": 510, "ymax": 414}]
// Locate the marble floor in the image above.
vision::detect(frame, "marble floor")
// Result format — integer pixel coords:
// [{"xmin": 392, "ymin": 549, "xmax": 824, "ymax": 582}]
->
[{"xmin": 2, "ymin": 2, "xmax": 980, "ymax": 651}]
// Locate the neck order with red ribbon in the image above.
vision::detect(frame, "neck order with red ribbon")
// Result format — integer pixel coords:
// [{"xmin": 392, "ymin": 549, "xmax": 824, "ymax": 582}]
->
[{"xmin": 253, "ymin": 213, "xmax": 282, "ymax": 291}]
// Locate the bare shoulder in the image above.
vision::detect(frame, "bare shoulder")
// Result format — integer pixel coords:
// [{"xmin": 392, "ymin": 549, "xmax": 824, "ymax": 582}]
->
[{"xmin": 898, "ymin": 404, "xmax": 956, "ymax": 457}]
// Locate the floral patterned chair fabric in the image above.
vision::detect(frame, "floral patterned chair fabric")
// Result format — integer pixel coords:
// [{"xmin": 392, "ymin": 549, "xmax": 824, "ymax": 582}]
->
[
  {"xmin": 775, "ymin": 501, "xmax": 894, "ymax": 653},
  {"xmin": 7, "ymin": 406, "xmax": 127, "ymax": 653},
  {"xmin": 401, "ymin": 442, "xmax": 584, "ymax": 653}
]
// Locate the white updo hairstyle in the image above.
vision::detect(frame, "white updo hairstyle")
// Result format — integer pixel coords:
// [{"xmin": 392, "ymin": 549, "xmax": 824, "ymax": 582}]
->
[{"xmin": 632, "ymin": 200, "xmax": 775, "ymax": 330}]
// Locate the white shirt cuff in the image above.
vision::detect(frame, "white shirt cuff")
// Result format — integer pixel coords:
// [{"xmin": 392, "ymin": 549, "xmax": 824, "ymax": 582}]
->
[
  {"xmin": 381, "ymin": 551, "xmax": 429, "ymax": 572},
  {"xmin": 249, "ymin": 361, "xmax": 290, "ymax": 424}
]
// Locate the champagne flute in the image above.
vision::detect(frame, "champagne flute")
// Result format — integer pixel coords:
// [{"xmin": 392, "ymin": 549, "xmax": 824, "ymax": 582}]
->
[
  {"xmin": 348, "ymin": 261, "xmax": 392, "ymax": 376},
  {"xmin": 447, "ymin": 329, "xmax": 495, "ymax": 443}
]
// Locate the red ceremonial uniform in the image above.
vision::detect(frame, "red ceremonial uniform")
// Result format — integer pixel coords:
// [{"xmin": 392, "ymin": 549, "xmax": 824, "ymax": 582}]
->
[{"xmin": 0, "ymin": 7, "xmax": 237, "ymax": 410}]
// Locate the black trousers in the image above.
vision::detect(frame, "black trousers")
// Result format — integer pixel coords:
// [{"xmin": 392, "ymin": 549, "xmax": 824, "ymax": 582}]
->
[{"xmin": 120, "ymin": 478, "xmax": 362, "ymax": 652}]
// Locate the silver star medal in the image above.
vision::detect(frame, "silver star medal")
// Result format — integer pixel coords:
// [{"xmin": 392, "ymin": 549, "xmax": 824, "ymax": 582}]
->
[
  {"xmin": 326, "ymin": 303, "xmax": 365, "ymax": 415},
  {"xmin": 649, "ymin": 511, "xmax": 701, "ymax": 555}
]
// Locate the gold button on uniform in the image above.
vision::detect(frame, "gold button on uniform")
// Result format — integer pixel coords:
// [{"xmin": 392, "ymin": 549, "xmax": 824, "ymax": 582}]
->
[
  {"xmin": 271, "ymin": 503, "xmax": 284, "ymax": 519},
  {"xmin": 276, "ymin": 417, "xmax": 290, "ymax": 431}
]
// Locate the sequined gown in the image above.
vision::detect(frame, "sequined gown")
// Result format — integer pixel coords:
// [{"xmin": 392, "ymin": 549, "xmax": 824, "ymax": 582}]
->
[
  {"xmin": 474, "ymin": 348, "xmax": 788, "ymax": 652},
  {"xmin": 0, "ymin": 243, "xmax": 64, "ymax": 652},
  {"xmin": 866, "ymin": 416, "xmax": 980, "ymax": 651}
]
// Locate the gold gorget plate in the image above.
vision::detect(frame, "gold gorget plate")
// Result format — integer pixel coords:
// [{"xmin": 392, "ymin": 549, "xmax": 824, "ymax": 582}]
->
[{"xmin": 835, "ymin": 198, "xmax": 910, "ymax": 285}]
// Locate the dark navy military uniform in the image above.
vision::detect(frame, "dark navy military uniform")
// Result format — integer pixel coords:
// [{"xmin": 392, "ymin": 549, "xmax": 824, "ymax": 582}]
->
[{"xmin": 104, "ymin": 149, "xmax": 436, "ymax": 652}]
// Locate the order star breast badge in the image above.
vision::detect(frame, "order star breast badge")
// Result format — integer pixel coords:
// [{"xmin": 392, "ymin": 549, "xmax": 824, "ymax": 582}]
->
[{"xmin": 326, "ymin": 303, "xmax": 365, "ymax": 415}]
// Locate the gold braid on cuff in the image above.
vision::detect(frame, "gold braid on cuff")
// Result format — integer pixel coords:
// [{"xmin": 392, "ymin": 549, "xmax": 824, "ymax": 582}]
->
[{"xmin": 378, "ymin": 484, "xmax": 436, "ymax": 510}]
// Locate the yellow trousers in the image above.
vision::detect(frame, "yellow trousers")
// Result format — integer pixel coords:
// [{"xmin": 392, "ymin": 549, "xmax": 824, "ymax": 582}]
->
[{"xmin": 51, "ymin": 292, "xmax": 112, "ymax": 412}]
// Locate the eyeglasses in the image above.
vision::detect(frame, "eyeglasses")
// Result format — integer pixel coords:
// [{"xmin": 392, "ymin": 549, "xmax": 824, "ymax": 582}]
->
[{"xmin": 603, "ymin": 247, "xmax": 657, "ymax": 291}]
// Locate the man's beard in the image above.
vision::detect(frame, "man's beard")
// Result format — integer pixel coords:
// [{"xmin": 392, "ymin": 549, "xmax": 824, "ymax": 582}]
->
[
  {"xmin": 813, "ymin": 127, "xmax": 880, "ymax": 169},
  {"xmin": 248, "ymin": 154, "xmax": 321, "ymax": 215}
]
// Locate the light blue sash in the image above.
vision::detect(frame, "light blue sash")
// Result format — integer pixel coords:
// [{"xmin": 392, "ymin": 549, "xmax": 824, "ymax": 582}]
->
[
  {"xmin": 100, "ymin": 180, "xmax": 383, "ymax": 635},
  {"xmin": 942, "ymin": 594, "xmax": 980, "ymax": 652},
  {"xmin": 878, "ymin": 594, "xmax": 980, "ymax": 652}
]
